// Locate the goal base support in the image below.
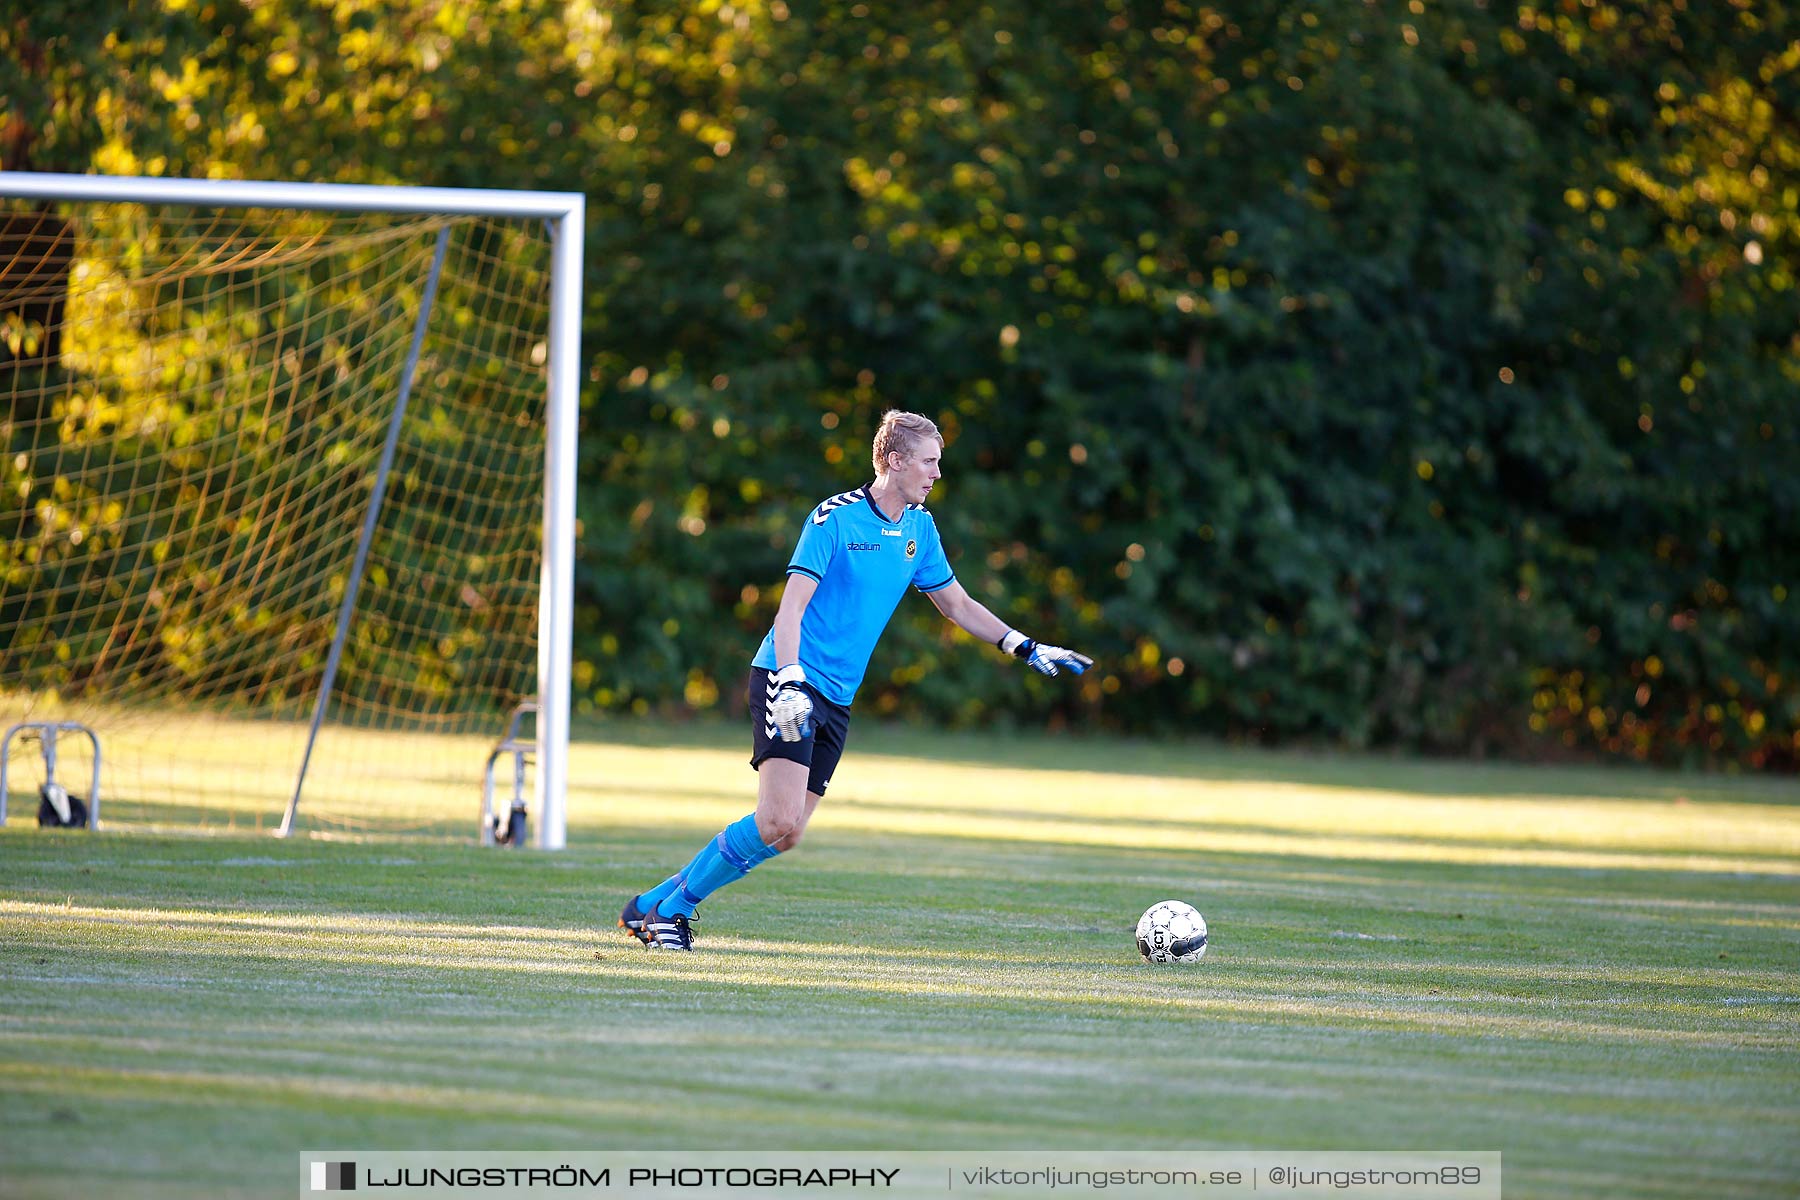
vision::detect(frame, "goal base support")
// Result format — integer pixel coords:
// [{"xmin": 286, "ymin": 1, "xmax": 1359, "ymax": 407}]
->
[{"xmin": 1, "ymin": 722, "xmax": 102, "ymax": 829}]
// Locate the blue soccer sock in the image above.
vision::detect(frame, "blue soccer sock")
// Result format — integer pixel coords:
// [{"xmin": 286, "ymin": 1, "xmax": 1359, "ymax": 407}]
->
[
  {"xmin": 634, "ymin": 838, "xmax": 715, "ymax": 917},
  {"xmin": 653, "ymin": 814, "xmax": 780, "ymax": 918}
]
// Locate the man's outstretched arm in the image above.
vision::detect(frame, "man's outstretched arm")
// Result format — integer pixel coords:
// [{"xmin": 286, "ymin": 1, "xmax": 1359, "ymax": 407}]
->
[{"xmin": 925, "ymin": 580, "xmax": 1093, "ymax": 677}]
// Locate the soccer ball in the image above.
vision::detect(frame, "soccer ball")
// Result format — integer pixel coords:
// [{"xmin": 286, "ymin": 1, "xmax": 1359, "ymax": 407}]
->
[{"xmin": 1136, "ymin": 900, "xmax": 1207, "ymax": 963}]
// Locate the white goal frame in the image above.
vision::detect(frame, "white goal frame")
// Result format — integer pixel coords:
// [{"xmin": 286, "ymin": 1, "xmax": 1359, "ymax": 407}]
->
[{"xmin": 0, "ymin": 171, "xmax": 582, "ymax": 850}]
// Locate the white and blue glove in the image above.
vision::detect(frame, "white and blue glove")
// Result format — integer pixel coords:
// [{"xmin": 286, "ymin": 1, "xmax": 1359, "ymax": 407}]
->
[
  {"xmin": 768, "ymin": 663, "xmax": 815, "ymax": 741},
  {"xmin": 999, "ymin": 629, "xmax": 1093, "ymax": 677}
]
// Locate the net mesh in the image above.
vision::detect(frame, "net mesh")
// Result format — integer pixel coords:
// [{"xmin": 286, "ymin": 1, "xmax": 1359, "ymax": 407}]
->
[{"xmin": 1, "ymin": 200, "xmax": 551, "ymax": 836}]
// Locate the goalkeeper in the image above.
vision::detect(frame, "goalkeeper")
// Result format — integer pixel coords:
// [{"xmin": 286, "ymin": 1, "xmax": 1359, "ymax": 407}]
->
[{"xmin": 619, "ymin": 410, "xmax": 1092, "ymax": 951}]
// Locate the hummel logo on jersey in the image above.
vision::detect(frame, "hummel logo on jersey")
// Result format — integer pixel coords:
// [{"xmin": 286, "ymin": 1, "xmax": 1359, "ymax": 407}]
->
[{"xmin": 881, "ymin": 528, "xmax": 902, "ymax": 536}]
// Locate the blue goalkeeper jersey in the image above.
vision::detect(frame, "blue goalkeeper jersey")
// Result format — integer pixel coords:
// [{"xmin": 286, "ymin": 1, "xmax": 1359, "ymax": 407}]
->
[{"xmin": 752, "ymin": 485, "xmax": 956, "ymax": 706}]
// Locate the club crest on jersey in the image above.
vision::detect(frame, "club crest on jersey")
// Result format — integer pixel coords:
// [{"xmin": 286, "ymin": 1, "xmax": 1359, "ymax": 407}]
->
[{"xmin": 905, "ymin": 539, "xmax": 917, "ymax": 559}]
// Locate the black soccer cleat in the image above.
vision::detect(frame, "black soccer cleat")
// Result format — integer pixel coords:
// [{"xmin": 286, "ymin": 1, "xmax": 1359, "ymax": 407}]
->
[
  {"xmin": 618, "ymin": 895, "xmax": 653, "ymax": 946},
  {"xmin": 642, "ymin": 908, "xmax": 695, "ymax": 951}
]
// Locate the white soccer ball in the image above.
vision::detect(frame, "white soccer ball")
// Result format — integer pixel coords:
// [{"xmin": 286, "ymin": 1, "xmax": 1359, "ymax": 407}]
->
[{"xmin": 1136, "ymin": 900, "xmax": 1207, "ymax": 963}]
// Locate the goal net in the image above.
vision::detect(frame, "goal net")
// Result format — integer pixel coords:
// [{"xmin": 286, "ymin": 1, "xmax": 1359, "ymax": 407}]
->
[{"xmin": 0, "ymin": 175, "xmax": 579, "ymax": 845}]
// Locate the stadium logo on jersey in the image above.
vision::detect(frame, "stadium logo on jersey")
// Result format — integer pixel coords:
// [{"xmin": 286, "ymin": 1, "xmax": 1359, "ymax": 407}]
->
[
  {"xmin": 846, "ymin": 541, "xmax": 882, "ymax": 552},
  {"xmin": 905, "ymin": 539, "xmax": 917, "ymax": 559}
]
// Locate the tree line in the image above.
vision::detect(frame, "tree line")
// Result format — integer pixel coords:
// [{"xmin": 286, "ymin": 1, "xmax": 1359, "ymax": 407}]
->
[{"xmin": 5, "ymin": 1, "xmax": 1795, "ymax": 768}]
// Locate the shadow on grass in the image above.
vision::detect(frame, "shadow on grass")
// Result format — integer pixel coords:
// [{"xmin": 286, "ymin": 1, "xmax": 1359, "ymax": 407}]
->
[
  {"xmin": 6, "ymin": 860, "xmax": 1799, "ymax": 1052},
  {"xmin": 12, "ymin": 774, "xmax": 1800, "ymax": 879},
  {"xmin": 570, "ymin": 716, "xmax": 1800, "ymax": 808},
  {"xmin": 8, "ymin": 720, "xmax": 1794, "ymax": 840}
]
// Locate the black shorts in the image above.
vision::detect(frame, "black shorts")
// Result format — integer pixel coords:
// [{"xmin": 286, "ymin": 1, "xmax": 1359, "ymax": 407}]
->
[{"xmin": 748, "ymin": 667, "xmax": 851, "ymax": 796}]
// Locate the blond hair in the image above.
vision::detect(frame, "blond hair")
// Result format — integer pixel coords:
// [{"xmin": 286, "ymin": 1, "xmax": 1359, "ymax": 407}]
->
[{"xmin": 871, "ymin": 410, "xmax": 943, "ymax": 475}]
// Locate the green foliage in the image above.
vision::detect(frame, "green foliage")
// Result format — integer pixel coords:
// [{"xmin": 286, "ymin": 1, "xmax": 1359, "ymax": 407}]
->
[{"xmin": 14, "ymin": 0, "xmax": 1798, "ymax": 768}]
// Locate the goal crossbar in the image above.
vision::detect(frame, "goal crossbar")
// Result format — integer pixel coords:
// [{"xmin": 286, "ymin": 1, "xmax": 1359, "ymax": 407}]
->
[
  {"xmin": 0, "ymin": 171, "xmax": 583, "ymax": 849},
  {"xmin": 0, "ymin": 172, "xmax": 583, "ymax": 220}
]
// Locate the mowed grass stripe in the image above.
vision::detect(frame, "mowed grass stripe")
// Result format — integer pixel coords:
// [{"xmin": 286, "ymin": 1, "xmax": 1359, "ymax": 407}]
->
[
  {"xmin": 3, "ymin": 896, "xmax": 1794, "ymax": 1043},
  {"xmin": 1, "ymin": 726, "xmax": 1797, "ymax": 1200}
]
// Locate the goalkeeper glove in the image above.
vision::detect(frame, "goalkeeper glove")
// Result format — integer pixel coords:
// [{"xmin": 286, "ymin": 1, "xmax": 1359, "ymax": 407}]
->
[
  {"xmin": 999, "ymin": 630, "xmax": 1093, "ymax": 677},
  {"xmin": 768, "ymin": 663, "xmax": 815, "ymax": 741}
]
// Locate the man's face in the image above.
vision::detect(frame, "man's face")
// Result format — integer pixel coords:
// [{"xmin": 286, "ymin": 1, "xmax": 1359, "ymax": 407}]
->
[{"xmin": 887, "ymin": 444, "xmax": 941, "ymax": 506}]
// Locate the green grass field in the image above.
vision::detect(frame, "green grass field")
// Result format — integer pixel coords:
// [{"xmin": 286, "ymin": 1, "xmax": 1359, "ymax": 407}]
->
[{"xmin": 2, "ymin": 722, "xmax": 1797, "ymax": 1199}]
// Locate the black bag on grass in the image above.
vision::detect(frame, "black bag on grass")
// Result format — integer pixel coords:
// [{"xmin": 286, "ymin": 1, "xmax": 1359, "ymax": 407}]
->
[{"xmin": 38, "ymin": 783, "xmax": 89, "ymax": 828}]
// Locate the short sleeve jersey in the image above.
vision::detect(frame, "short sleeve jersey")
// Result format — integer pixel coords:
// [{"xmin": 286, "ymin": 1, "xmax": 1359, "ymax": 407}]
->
[{"xmin": 752, "ymin": 485, "xmax": 955, "ymax": 707}]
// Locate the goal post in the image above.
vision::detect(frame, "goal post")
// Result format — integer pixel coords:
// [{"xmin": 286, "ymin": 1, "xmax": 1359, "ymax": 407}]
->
[{"xmin": 0, "ymin": 172, "xmax": 582, "ymax": 849}]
